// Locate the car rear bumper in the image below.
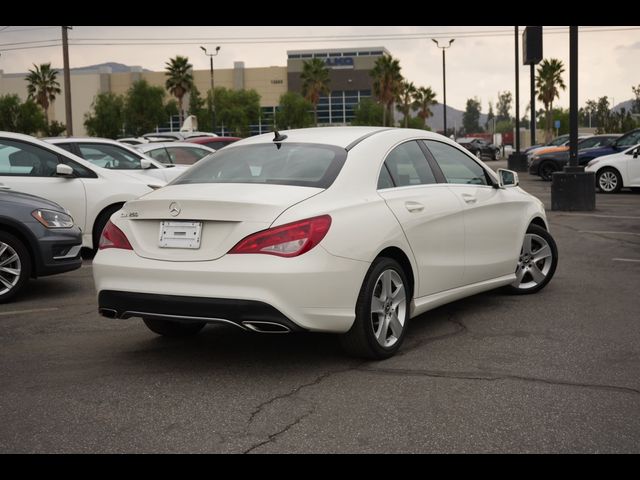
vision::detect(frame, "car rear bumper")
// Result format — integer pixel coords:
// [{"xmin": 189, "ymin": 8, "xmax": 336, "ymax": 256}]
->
[{"xmin": 92, "ymin": 246, "xmax": 370, "ymax": 333}]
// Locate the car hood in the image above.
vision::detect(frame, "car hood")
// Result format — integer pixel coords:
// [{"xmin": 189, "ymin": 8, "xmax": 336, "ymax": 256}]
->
[{"xmin": 0, "ymin": 190, "xmax": 66, "ymax": 211}]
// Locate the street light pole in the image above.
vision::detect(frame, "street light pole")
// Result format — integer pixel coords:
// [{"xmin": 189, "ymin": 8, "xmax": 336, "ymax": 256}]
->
[
  {"xmin": 432, "ymin": 39, "xmax": 454, "ymax": 137},
  {"xmin": 62, "ymin": 26, "xmax": 73, "ymax": 136},
  {"xmin": 200, "ymin": 45, "xmax": 220, "ymax": 133}
]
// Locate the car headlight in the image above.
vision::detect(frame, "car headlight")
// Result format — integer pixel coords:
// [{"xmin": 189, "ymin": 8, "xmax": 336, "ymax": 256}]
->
[{"xmin": 32, "ymin": 209, "xmax": 75, "ymax": 228}]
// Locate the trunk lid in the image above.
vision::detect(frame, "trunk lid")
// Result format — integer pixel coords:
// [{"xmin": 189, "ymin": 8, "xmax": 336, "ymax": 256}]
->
[{"xmin": 119, "ymin": 183, "xmax": 323, "ymax": 261}]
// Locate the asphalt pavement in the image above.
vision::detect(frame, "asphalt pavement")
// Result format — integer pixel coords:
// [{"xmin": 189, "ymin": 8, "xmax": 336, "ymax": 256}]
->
[{"xmin": 1, "ymin": 162, "xmax": 639, "ymax": 453}]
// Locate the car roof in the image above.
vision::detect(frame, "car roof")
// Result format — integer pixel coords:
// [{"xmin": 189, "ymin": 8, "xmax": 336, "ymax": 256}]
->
[
  {"xmin": 136, "ymin": 141, "xmax": 216, "ymax": 150},
  {"xmin": 47, "ymin": 136, "xmax": 124, "ymax": 144},
  {"xmin": 186, "ymin": 136, "xmax": 241, "ymax": 144}
]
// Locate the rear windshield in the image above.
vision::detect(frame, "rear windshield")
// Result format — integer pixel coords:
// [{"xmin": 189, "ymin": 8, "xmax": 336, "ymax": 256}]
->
[{"xmin": 172, "ymin": 143, "xmax": 347, "ymax": 188}]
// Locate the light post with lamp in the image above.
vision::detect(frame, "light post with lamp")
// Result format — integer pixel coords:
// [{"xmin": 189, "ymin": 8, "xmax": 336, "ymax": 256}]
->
[
  {"xmin": 432, "ymin": 38, "xmax": 454, "ymax": 136},
  {"xmin": 200, "ymin": 45, "xmax": 221, "ymax": 133}
]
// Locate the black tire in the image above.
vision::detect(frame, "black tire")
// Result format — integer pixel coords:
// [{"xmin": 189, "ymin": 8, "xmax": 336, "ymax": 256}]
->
[
  {"xmin": 340, "ymin": 257, "xmax": 411, "ymax": 359},
  {"xmin": 0, "ymin": 231, "xmax": 32, "ymax": 304},
  {"xmin": 92, "ymin": 204, "xmax": 124, "ymax": 252},
  {"xmin": 539, "ymin": 161, "xmax": 557, "ymax": 182},
  {"xmin": 505, "ymin": 224, "xmax": 558, "ymax": 295},
  {"xmin": 143, "ymin": 318, "xmax": 206, "ymax": 337},
  {"xmin": 596, "ymin": 168, "xmax": 623, "ymax": 194}
]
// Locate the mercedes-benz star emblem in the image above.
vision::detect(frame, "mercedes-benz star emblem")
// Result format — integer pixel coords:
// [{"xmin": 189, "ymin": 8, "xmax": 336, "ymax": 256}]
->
[{"xmin": 169, "ymin": 202, "xmax": 181, "ymax": 217}]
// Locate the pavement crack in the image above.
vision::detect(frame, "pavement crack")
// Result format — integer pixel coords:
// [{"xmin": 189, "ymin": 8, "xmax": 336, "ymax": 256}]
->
[
  {"xmin": 357, "ymin": 366, "xmax": 640, "ymax": 395},
  {"xmin": 399, "ymin": 311, "xmax": 467, "ymax": 356},
  {"xmin": 242, "ymin": 407, "xmax": 315, "ymax": 454}
]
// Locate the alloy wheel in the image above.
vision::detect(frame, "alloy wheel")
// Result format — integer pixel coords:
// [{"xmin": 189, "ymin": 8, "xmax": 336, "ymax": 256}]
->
[
  {"xmin": 0, "ymin": 242, "xmax": 21, "ymax": 296},
  {"xmin": 370, "ymin": 269, "xmax": 406, "ymax": 348},
  {"xmin": 513, "ymin": 233, "xmax": 553, "ymax": 290},
  {"xmin": 598, "ymin": 171, "xmax": 618, "ymax": 192}
]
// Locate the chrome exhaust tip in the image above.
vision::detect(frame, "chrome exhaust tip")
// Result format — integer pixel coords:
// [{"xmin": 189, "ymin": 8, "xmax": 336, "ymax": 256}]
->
[
  {"xmin": 99, "ymin": 308, "xmax": 118, "ymax": 319},
  {"xmin": 242, "ymin": 321, "xmax": 291, "ymax": 334}
]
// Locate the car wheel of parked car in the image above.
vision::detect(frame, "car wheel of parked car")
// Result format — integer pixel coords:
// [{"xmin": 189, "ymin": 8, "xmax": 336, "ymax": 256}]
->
[
  {"xmin": 340, "ymin": 257, "xmax": 410, "ymax": 359},
  {"xmin": 143, "ymin": 318, "xmax": 206, "ymax": 337},
  {"xmin": 539, "ymin": 162, "xmax": 557, "ymax": 182},
  {"xmin": 597, "ymin": 168, "xmax": 622, "ymax": 193},
  {"xmin": 506, "ymin": 225, "xmax": 557, "ymax": 295},
  {"xmin": 493, "ymin": 149, "xmax": 501, "ymax": 161},
  {"xmin": 0, "ymin": 232, "xmax": 31, "ymax": 304}
]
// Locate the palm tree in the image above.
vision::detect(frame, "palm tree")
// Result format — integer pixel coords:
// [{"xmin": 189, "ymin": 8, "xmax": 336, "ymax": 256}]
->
[
  {"xmin": 300, "ymin": 58, "xmax": 330, "ymax": 126},
  {"xmin": 165, "ymin": 55, "xmax": 194, "ymax": 126},
  {"xmin": 396, "ymin": 81, "xmax": 417, "ymax": 128},
  {"xmin": 25, "ymin": 63, "xmax": 61, "ymax": 125},
  {"xmin": 371, "ymin": 54, "xmax": 403, "ymax": 127},
  {"xmin": 413, "ymin": 86, "xmax": 438, "ymax": 129},
  {"xmin": 536, "ymin": 58, "xmax": 566, "ymax": 142}
]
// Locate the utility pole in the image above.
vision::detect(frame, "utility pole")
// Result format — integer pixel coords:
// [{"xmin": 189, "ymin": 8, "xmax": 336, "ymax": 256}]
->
[
  {"xmin": 432, "ymin": 39, "xmax": 454, "ymax": 136},
  {"xmin": 62, "ymin": 26, "xmax": 73, "ymax": 136},
  {"xmin": 200, "ymin": 46, "xmax": 221, "ymax": 133}
]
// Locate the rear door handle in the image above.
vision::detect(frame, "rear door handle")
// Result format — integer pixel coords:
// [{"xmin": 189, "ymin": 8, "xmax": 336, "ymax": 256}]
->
[
  {"xmin": 405, "ymin": 201, "xmax": 424, "ymax": 212},
  {"xmin": 461, "ymin": 194, "xmax": 477, "ymax": 204}
]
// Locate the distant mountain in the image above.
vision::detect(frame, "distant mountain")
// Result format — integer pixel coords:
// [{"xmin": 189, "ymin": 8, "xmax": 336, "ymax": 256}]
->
[
  {"xmin": 68, "ymin": 62, "xmax": 151, "ymax": 73},
  {"xmin": 423, "ymin": 104, "xmax": 488, "ymax": 133},
  {"xmin": 612, "ymin": 99, "xmax": 635, "ymax": 113}
]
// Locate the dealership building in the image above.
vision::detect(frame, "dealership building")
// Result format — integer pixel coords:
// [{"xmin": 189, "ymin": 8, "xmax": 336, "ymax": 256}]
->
[{"xmin": 0, "ymin": 47, "xmax": 389, "ymax": 136}]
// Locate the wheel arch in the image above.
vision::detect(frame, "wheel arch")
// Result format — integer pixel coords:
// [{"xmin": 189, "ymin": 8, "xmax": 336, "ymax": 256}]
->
[
  {"xmin": 375, "ymin": 246, "xmax": 416, "ymax": 301},
  {"xmin": 91, "ymin": 202, "xmax": 126, "ymax": 245},
  {"xmin": 529, "ymin": 216, "xmax": 548, "ymax": 231},
  {"xmin": 0, "ymin": 217, "xmax": 38, "ymax": 277}
]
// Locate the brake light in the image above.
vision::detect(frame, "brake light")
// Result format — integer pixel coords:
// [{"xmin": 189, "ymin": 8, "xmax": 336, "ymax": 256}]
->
[
  {"xmin": 99, "ymin": 220, "xmax": 133, "ymax": 250},
  {"xmin": 229, "ymin": 215, "xmax": 331, "ymax": 257}
]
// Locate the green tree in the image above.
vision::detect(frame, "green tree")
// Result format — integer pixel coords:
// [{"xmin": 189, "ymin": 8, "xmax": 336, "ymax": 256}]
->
[
  {"xmin": 300, "ymin": 58, "xmax": 331, "ymax": 126},
  {"xmin": 188, "ymin": 85, "xmax": 209, "ymax": 131},
  {"xmin": 25, "ymin": 62, "xmax": 61, "ymax": 125},
  {"xmin": 485, "ymin": 101, "xmax": 495, "ymax": 132},
  {"xmin": 0, "ymin": 94, "xmax": 46, "ymax": 135},
  {"xmin": 164, "ymin": 55, "xmax": 193, "ymax": 126},
  {"xmin": 495, "ymin": 119, "xmax": 514, "ymax": 135},
  {"xmin": 352, "ymin": 98, "xmax": 384, "ymax": 126},
  {"xmin": 632, "ymin": 84, "xmax": 640, "ymax": 114},
  {"xmin": 407, "ymin": 115, "xmax": 429, "ymax": 130},
  {"xmin": 84, "ymin": 92, "xmax": 125, "ymax": 139},
  {"xmin": 496, "ymin": 91, "xmax": 513, "ymax": 122},
  {"xmin": 536, "ymin": 58, "xmax": 566, "ymax": 142},
  {"xmin": 371, "ymin": 54, "xmax": 403, "ymax": 127},
  {"xmin": 213, "ymin": 87, "xmax": 261, "ymax": 137},
  {"xmin": 45, "ymin": 120, "xmax": 66, "ymax": 137},
  {"xmin": 462, "ymin": 97, "xmax": 483, "ymax": 134},
  {"xmin": 395, "ymin": 81, "xmax": 417, "ymax": 128},
  {"xmin": 124, "ymin": 80, "xmax": 166, "ymax": 137},
  {"xmin": 276, "ymin": 92, "xmax": 314, "ymax": 129},
  {"xmin": 412, "ymin": 86, "xmax": 437, "ymax": 129}
]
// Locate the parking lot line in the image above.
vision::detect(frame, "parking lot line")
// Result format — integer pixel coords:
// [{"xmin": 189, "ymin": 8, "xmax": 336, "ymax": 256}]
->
[
  {"xmin": 554, "ymin": 213, "xmax": 640, "ymax": 220},
  {"xmin": 580, "ymin": 231, "xmax": 640, "ymax": 236},
  {"xmin": 0, "ymin": 307, "xmax": 59, "ymax": 317},
  {"xmin": 612, "ymin": 258, "xmax": 640, "ymax": 263}
]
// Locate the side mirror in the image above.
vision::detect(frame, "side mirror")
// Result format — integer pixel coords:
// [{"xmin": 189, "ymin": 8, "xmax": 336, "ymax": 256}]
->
[
  {"xmin": 56, "ymin": 163, "xmax": 74, "ymax": 177},
  {"xmin": 140, "ymin": 159, "xmax": 152, "ymax": 169},
  {"xmin": 497, "ymin": 168, "xmax": 519, "ymax": 188},
  {"xmin": 634, "ymin": 148, "xmax": 639, "ymax": 159}
]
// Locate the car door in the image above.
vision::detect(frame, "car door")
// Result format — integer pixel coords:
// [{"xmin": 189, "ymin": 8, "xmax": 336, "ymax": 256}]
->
[
  {"xmin": 376, "ymin": 140, "xmax": 466, "ymax": 297},
  {"xmin": 423, "ymin": 139, "xmax": 524, "ymax": 285},
  {"xmin": 0, "ymin": 138, "xmax": 88, "ymax": 231},
  {"xmin": 627, "ymin": 147, "xmax": 640, "ymax": 186}
]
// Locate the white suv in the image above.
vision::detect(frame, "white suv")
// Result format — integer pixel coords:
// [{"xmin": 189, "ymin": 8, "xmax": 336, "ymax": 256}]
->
[{"xmin": 0, "ymin": 132, "xmax": 161, "ymax": 250}]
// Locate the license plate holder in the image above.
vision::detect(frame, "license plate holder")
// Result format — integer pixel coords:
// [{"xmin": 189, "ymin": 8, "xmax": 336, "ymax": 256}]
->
[{"xmin": 159, "ymin": 221, "xmax": 202, "ymax": 249}]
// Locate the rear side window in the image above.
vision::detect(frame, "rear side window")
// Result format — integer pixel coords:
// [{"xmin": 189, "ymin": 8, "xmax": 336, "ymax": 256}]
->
[
  {"xmin": 424, "ymin": 140, "xmax": 489, "ymax": 186},
  {"xmin": 379, "ymin": 141, "xmax": 436, "ymax": 188},
  {"xmin": 172, "ymin": 143, "xmax": 347, "ymax": 188}
]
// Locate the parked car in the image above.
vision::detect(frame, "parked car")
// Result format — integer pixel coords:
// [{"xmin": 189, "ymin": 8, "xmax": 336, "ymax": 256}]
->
[
  {"xmin": 46, "ymin": 137, "xmax": 188, "ymax": 183},
  {"xmin": 456, "ymin": 137, "xmax": 501, "ymax": 160},
  {"xmin": 141, "ymin": 131, "xmax": 218, "ymax": 142},
  {"xmin": 526, "ymin": 135, "xmax": 594, "ymax": 159},
  {"xmin": 0, "ymin": 190, "xmax": 82, "ymax": 303},
  {"xmin": 523, "ymin": 134, "xmax": 570, "ymax": 156},
  {"xmin": 186, "ymin": 136, "xmax": 241, "ymax": 151},
  {"xmin": 528, "ymin": 134, "xmax": 622, "ymax": 181},
  {"xmin": 585, "ymin": 144, "xmax": 640, "ymax": 193},
  {"xmin": 576, "ymin": 128, "xmax": 640, "ymax": 164},
  {"xmin": 134, "ymin": 142, "xmax": 216, "ymax": 166},
  {"xmin": 93, "ymin": 127, "xmax": 557, "ymax": 359},
  {"xmin": 0, "ymin": 132, "xmax": 161, "ymax": 251},
  {"xmin": 116, "ymin": 137, "xmax": 148, "ymax": 145}
]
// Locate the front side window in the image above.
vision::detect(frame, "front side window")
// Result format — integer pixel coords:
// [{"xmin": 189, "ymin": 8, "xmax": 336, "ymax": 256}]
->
[
  {"xmin": 380, "ymin": 141, "xmax": 436, "ymax": 187},
  {"xmin": 424, "ymin": 140, "xmax": 489, "ymax": 186},
  {"xmin": 617, "ymin": 130, "xmax": 640, "ymax": 147},
  {"xmin": 0, "ymin": 139, "xmax": 59, "ymax": 177},
  {"xmin": 172, "ymin": 143, "xmax": 346, "ymax": 188},
  {"xmin": 146, "ymin": 147, "xmax": 173, "ymax": 165}
]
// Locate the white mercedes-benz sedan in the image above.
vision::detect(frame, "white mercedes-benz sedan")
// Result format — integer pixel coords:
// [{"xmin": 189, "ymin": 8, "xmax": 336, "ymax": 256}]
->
[
  {"xmin": 93, "ymin": 127, "xmax": 558, "ymax": 358},
  {"xmin": 585, "ymin": 144, "xmax": 640, "ymax": 193}
]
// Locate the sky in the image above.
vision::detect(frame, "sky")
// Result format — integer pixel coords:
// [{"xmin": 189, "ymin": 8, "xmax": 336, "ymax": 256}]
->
[{"xmin": 1, "ymin": 26, "xmax": 638, "ymax": 112}]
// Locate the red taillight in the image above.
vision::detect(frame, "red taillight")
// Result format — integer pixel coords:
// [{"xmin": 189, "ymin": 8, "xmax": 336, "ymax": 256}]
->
[
  {"xmin": 229, "ymin": 215, "xmax": 331, "ymax": 258},
  {"xmin": 99, "ymin": 220, "xmax": 133, "ymax": 250}
]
